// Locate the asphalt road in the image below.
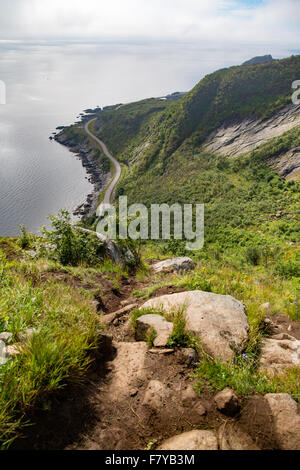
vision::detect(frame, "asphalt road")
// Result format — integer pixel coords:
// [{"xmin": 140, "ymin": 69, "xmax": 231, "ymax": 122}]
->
[{"xmin": 84, "ymin": 118, "xmax": 121, "ymax": 216}]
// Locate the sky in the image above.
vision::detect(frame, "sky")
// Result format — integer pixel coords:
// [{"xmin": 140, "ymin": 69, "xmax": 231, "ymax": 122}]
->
[{"xmin": 0, "ymin": 0, "xmax": 299, "ymax": 56}]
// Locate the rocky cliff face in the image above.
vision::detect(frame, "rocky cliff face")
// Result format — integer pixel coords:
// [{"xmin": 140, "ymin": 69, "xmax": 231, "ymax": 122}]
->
[{"xmin": 202, "ymin": 104, "xmax": 300, "ymax": 180}]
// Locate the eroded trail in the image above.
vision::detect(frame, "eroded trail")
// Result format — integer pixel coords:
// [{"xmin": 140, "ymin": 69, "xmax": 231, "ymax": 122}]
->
[{"xmin": 12, "ymin": 266, "xmax": 300, "ymax": 450}]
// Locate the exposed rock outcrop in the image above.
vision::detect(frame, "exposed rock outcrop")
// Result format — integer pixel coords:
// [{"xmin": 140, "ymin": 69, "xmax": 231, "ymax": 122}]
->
[
  {"xmin": 202, "ymin": 104, "xmax": 300, "ymax": 180},
  {"xmin": 0, "ymin": 332, "xmax": 12, "ymax": 343},
  {"xmin": 54, "ymin": 129, "xmax": 110, "ymax": 219},
  {"xmin": 242, "ymin": 55, "xmax": 274, "ymax": 66},
  {"xmin": 141, "ymin": 291, "xmax": 248, "ymax": 360}
]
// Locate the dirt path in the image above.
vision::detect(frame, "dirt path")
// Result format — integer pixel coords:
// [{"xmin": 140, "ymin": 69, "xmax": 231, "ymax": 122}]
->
[
  {"xmin": 13, "ymin": 271, "xmax": 296, "ymax": 450},
  {"xmin": 12, "ymin": 274, "xmax": 224, "ymax": 450},
  {"xmin": 84, "ymin": 119, "xmax": 121, "ymax": 216}
]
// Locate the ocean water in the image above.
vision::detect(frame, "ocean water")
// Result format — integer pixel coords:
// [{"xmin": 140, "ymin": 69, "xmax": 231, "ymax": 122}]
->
[{"xmin": 0, "ymin": 40, "xmax": 265, "ymax": 236}]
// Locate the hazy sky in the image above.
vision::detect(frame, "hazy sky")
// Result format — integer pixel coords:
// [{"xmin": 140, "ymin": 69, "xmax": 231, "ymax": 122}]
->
[{"xmin": 0, "ymin": 0, "xmax": 299, "ymax": 54}]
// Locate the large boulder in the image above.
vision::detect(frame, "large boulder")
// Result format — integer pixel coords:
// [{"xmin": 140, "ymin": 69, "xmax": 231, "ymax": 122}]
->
[
  {"xmin": 135, "ymin": 314, "xmax": 173, "ymax": 347},
  {"xmin": 152, "ymin": 257, "xmax": 195, "ymax": 274},
  {"xmin": 264, "ymin": 393, "xmax": 300, "ymax": 450},
  {"xmin": 158, "ymin": 430, "xmax": 218, "ymax": 450},
  {"xmin": 259, "ymin": 337, "xmax": 300, "ymax": 375},
  {"xmin": 141, "ymin": 291, "xmax": 248, "ymax": 360}
]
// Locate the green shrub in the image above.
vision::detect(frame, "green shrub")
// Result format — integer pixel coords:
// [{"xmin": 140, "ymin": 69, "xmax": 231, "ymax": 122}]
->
[
  {"xmin": 18, "ymin": 226, "xmax": 32, "ymax": 250},
  {"xmin": 41, "ymin": 210, "xmax": 106, "ymax": 266},
  {"xmin": 167, "ymin": 309, "xmax": 194, "ymax": 348},
  {"xmin": 245, "ymin": 246, "xmax": 261, "ymax": 266},
  {"xmin": 275, "ymin": 259, "xmax": 300, "ymax": 279}
]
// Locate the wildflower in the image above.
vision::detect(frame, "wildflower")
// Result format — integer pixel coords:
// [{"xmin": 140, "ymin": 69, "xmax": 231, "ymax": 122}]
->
[{"xmin": 242, "ymin": 353, "xmax": 248, "ymax": 359}]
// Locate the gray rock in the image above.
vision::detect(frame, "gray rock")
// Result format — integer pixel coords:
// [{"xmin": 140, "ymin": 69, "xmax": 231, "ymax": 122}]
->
[
  {"xmin": 0, "ymin": 339, "xmax": 6, "ymax": 357},
  {"xmin": 107, "ymin": 342, "xmax": 148, "ymax": 401},
  {"xmin": 214, "ymin": 388, "xmax": 239, "ymax": 416},
  {"xmin": 264, "ymin": 393, "xmax": 300, "ymax": 450},
  {"xmin": 0, "ymin": 332, "xmax": 12, "ymax": 343},
  {"xmin": 0, "ymin": 340, "xmax": 9, "ymax": 365},
  {"xmin": 259, "ymin": 337, "xmax": 300, "ymax": 375},
  {"xmin": 158, "ymin": 430, "xmax": 218, "ymax": 450},
  {"xmin": 202, "ymin": 104, "xmax": 300, "ymax": 180},
  {"xmin": 152, "ymin": 257, "xmax": 195, "ymax": 274},
  {"xmin": 141, "ymin": 291, "xmax": 248, "ymax": 361},
  {"xmin": 135, "ymin": 314, "xmax": 173, "ymax": 347},
  {"xmin": 5, "ymin": 344, "xmax": 22, "ymax": 356}
]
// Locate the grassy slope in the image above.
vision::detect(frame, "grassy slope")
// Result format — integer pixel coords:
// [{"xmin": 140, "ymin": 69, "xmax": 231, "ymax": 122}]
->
[
  {"xmin": 86, "ymin": 56, "xmax": 300, "ymax": 255},
  {"xmin": 89, "ymin": 57, "xmax": 300, "ymax": 399},
  {"xmin": 0, "ymin": 234, "xmax": 129, "ymax": 448}
]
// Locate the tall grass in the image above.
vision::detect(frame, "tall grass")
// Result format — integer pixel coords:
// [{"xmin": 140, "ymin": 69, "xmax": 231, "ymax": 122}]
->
[{"xmin": 0, "ymin": 252, "xmax": 101, "ymax": 448}]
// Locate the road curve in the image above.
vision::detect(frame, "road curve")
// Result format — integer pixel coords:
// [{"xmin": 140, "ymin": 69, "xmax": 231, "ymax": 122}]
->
[{"xmin": 84, "ymin": 118, "xmax": 121, "ymax": 215}]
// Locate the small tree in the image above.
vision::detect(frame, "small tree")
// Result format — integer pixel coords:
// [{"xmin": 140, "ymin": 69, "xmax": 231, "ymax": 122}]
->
[{"xmin": 42, "ymin": 210, "xmax": 105, "ymax": 266}]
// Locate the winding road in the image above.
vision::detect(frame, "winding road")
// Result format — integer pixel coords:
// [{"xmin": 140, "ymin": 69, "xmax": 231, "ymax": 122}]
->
[{"xmin": 84, "ymin": 118, "xmax": 121, "ymax": 216}]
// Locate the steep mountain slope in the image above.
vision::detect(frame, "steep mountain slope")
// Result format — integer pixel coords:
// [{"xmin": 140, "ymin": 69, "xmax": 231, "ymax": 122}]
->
[
  {"xmin": 87, "ymin": 55, "xmax": 300, "ymax": 251},
  {"xmin": 108, "ymin": 54, "xmax": 300, "ymax": 164},
  {"xmin": 56, "ymin": 55, "xmax": 300, "ymax": 251}
]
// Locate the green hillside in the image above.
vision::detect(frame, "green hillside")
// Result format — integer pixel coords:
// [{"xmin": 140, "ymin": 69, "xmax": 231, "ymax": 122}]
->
[
  {"xmin": 95, "ymin": 54, "xmax": 300, "ymax": 171},
  {"xmin": 1, "ymin": 55, "xmax": 300, "ymax": 449},
  {"xmin": 78, "ymin": 56, "xmax": 299, "ymax": 255}
]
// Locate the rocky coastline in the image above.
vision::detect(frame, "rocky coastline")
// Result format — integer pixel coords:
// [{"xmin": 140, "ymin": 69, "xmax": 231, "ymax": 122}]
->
[{"xmin": 53, "ymin": 125, "xmax": 110, "ymax": 220}]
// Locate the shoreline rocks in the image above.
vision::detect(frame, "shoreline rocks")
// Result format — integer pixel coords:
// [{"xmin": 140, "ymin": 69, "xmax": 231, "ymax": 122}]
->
[{"xmin": 54, "ymin": 129, "xmax": 109, "ymax": 220}]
